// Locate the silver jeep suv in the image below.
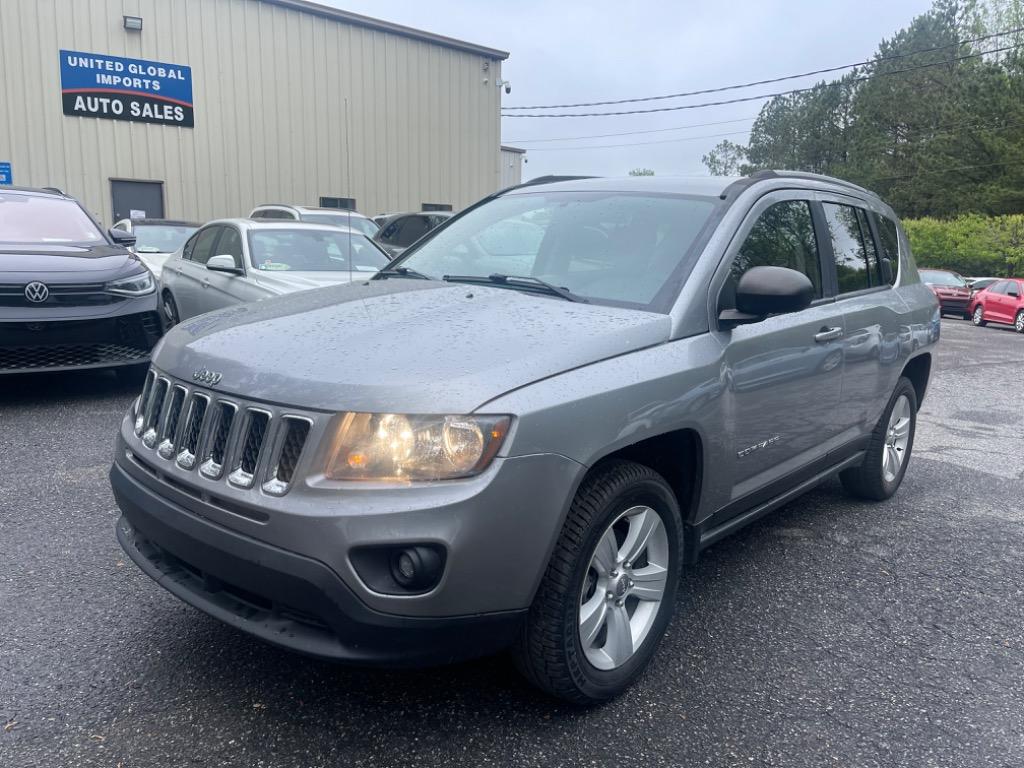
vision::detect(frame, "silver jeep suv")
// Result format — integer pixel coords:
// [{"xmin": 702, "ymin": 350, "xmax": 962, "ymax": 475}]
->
[{"xmin": 110, "ymin": 172, "xmax": 939, "ymax": 704}]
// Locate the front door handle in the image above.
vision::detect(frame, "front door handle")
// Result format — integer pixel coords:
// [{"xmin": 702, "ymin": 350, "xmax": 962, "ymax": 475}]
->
[{"xmin": 814, "ymin": 326, "xmax": 843, "ymax": 343}]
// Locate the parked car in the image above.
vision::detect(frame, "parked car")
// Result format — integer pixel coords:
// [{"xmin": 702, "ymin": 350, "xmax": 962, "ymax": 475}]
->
[
  {"xmin": 159, "ymin": 219, "xmax": 390, "ymax": 324},
  {"xmin": 919, "ymin": 268, "xmax": 972, "ymax": 318},
  {"xmin": 373, "ymin": 211, "xmax": 453, "ymax": 258},
  {"xmin": 967, "ymin": 278, "xmax": 1024, "ymax": 332},
  {"xmin": 0, "ymin": 186, "xmax": 162, "ymax": 379},
  {"xmin": 249, "ymin": 204, "xmax": 379, "ymax": 238},
  {"xmin": 111, "ymin": 172, "xmax": 937, "ymax": 704},
  {"xmin": 111, "ymin": 218, "xmax": 198, "ymax": 278}
]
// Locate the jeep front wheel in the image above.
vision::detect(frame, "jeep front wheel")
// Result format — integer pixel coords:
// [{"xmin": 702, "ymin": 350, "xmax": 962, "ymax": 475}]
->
[{"xmin": 514, "ymin": 460, "xmax": 682, "ymax": 704}]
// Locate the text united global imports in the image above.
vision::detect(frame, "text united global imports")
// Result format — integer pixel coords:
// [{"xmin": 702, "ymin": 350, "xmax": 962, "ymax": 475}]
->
[{"xmin": 59, "ymin": 49, "xmax": 195, "ymax": 127}]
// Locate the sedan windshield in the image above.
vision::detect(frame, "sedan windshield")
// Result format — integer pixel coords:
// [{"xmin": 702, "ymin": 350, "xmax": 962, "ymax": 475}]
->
[
  {"xmin": 301, "ymin": 213, "xmax": 379, "ymax": 238},
  {"xmin": 0, "ymin": 192, "xmax": 104, "ymax": 245},
  {"xmin": 396, "ymin": 191, "xmax": 718, "ymax": 308},
  {"xmin": 248, "ymin": 229, "xmax": 389, "ymax": 272},
  {"xmin": 133, "ymin": 224, "xmax": 197, "ymax": 253},
  {"xmin": 920, "ymin": 269, "xmax": 966, "ymax": 287}
]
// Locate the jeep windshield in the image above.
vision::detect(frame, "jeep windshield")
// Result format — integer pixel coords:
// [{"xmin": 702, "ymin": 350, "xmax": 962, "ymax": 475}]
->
[
  {"xmin": 0, "ymin": 192, "xmax": 105, "ymax": 246},
  {"xmin": 394, "ymin": 191, "xmax": 719, "ymax": 310}
]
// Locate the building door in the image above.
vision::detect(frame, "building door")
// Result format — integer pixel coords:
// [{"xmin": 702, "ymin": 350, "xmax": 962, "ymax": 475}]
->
[{"xmin": 111, "ymin": 180, "xmax": 164, "ymax": 222}]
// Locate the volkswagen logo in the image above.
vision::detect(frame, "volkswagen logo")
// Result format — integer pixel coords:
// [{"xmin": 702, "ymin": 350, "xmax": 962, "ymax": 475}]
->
[
  {"xmin": 192, "ymin": 368, "xmax": 223, "ymax": 386},
  {"xmin": 24, "ymin": 281, "xmax": 49, "ymax": 303}
]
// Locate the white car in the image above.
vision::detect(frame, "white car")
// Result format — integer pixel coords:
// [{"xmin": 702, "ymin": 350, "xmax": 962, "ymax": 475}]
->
[
  {"xmin": 159, "ymin": 219, "xmax": 390, "ymax": 324},
  {"xmin": 111, "ymin": 218, "xmax": 199, "ymax": 278},
  {"xmin": 249, "ymin": 204, "xmax": 379, "ymax": 239}
]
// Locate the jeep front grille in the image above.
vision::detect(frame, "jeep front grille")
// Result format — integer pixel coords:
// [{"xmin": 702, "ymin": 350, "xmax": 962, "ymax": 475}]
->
[{"xmin": 131, "ymin": 369, "xmax": 314, "ymax": 496}]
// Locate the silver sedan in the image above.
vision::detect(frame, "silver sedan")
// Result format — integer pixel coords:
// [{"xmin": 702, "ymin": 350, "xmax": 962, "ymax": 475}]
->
[{"xmin": 159, "ymin": 219, "xmax": 390, "ymax": 323}]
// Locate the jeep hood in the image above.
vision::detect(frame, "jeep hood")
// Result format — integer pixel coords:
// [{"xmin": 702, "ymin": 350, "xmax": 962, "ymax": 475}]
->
[{"xmin": 155, "ymin": 279, "xmax": 670, "ymax": 413}]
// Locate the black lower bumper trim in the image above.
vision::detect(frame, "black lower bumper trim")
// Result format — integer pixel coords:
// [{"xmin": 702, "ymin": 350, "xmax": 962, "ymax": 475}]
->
[{"xmin": 110, "ymin": 462, "xmax": 524, "ymax": 666}]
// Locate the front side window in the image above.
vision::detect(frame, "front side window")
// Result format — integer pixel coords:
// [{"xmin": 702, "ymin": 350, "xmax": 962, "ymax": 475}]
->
[
  {"xmin": 188, "ymin": 226, "xmax": 221, "ymax": 265},
  {"xmin": 132, "ymin": 224, "xmax": 197, "ymax": 254},
  {"xmin": 216, "ymin": 227, "xmax": 244, "ymax": 268},
  {"xmin": 729, "ymin": 200, "xmax": 822, "ymax": 299},
  {"xmin": 247, "ymin": 229, "xmax": 388, "ymax": 272},
  {"xmin": 381, "ymin": 216, "xmax": 432, "ymax": 247},
  {"xmin": 823, "ymin": 203, "xmax": 872, "ymax": 294},
  {"xmin": 0, "ymin": 192, "xmax": 104, "ymax": 245},
  {"xmin": 398, "ymin": 191, "xmax": 718, "ymax": 308}
]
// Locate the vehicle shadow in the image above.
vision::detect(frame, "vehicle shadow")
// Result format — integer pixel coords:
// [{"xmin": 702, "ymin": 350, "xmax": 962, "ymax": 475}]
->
[{"xmin": 0, "ymin": 369, "xmax": 140, "ymax": 405}]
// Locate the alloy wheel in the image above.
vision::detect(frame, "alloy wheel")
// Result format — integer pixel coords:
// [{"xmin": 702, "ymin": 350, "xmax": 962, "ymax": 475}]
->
[
  {"xmin": 578, "ymin": 505, "xmax": 669, "ymax": 670},
  {"xmin": 882, "ymin": 394, "xmax": 912, "ymax": 483},
  {"xmin": 973, "ymin": 306, "xmax": 984, "ymax": 325},
  {"xmin": 1016, "ymin": 312, "xmax": 1024, "ymax": 333}
]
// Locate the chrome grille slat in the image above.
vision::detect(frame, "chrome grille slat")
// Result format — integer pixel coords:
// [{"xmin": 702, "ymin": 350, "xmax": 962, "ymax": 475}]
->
[
  {"xmin": 157, "ymin": 386, "xmax": 187, "ymax": 459},
  {"xmin": 134, "ymin": 370, "xmax": 156, "ymax": 434},
  {"xmin": 176, "ymin": 394, "xmax": 210, "ymax": 470},
  {"xmin": 142, "ymin": 378, "xmax": 169, "ymax": 448},
  {"xmin": 262, "ymin": 417, "xmax": 312, "ymax": 496},
  {"xmin": 228, "ymin": 409, "xmax": 271, "ymax": 489},
  {"xmin": 200, "ymin": 403, "xmax": 237, "ymax": 480}
]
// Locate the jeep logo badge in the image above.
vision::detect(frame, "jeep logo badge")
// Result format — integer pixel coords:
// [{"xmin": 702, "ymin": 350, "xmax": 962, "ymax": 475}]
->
[
  {"xmin": 192, "ymin": 368, "xmax": 223, "ymax": 386},
  {"xmin": 24, "ymin": 281, "xmax": 49, "ymax": 303}
]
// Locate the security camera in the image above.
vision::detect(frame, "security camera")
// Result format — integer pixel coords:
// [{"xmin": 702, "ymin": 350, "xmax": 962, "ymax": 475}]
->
[{"xmin": 504, "ymin": 81, "xmax": 512, "ymax": 95}]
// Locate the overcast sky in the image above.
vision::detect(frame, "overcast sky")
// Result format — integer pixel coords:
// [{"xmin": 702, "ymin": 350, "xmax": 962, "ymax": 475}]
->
[{"xmin": 324, "ymin": 0, "xmax": 935, "ymax": 179}]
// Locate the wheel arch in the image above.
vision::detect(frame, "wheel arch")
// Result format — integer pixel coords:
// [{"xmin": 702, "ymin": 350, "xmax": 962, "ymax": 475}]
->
[{"xmin": 901, "ymin": 353, "xmax": 931, "ymax": 409}]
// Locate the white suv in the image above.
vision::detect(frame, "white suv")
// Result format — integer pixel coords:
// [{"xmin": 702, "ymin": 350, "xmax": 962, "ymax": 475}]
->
[{"xmin": 249, "ymin": 204, "xmax": 379, "ymax": 238}]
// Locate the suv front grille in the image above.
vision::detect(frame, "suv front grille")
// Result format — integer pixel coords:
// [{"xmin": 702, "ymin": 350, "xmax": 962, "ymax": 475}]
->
[
  {"xmin": 0, "ymin": 282, "xmax": 123, "ymax": 307},
  {"xmin": 131, "ymin": 369, "xmax": 314, "ymax": 496}
]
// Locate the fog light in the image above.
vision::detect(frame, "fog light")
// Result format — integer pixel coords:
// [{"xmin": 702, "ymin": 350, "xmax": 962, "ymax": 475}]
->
[{"xmin": 390, "ymin": 545, "xmax": 443, "ymax": 591}]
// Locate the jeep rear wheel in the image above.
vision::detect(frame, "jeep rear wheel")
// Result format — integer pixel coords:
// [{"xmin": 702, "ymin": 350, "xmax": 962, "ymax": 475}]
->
[
  {"xmin": 840, "ymin": 377, "xmax": 917, "ymax": 501},
  {"xmin": 514, "ymin": 460, "xmax": 682, "ymax": 705}
]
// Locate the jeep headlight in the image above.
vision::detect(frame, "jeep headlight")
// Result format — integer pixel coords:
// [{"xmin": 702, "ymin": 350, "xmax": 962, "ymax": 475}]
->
[
  {"xmin": 324, "ymin": 413, "xmax": 511, "ymax": 481},
  {"xmin": 106, "ymin": 270, "xmax": 155, "ymax": 296}
]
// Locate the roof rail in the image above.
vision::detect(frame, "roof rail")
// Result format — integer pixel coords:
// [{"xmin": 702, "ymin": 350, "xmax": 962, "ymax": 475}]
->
[
  {"xmin": 750, "ymin": 170, "xmax": 879, "ymax": 197},
  {"xmin": 41, "ymin": 186, "xmax": 66, "ymax": 196}
]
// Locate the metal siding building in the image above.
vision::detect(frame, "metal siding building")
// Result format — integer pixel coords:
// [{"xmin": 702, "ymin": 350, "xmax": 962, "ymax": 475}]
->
[
  {"xmin": 500, "ymin": 145, "xmax": 526, "ymax": 188},
  {"xmin": 0, "ymin": 0, "xmax": 508, "ymax": 225}
]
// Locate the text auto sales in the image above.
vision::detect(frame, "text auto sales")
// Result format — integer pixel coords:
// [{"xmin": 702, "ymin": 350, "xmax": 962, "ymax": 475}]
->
[{"xmin": 60, "ymin": 51, "xmax": 194, "ymax": 127}]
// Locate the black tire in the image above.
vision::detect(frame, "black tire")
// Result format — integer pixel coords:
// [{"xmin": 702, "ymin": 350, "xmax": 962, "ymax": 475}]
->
[
  {"xmin": 972, "ymin": 305, "xmax": 987, "ymax": 326},
  {"xmin": 840, "ymin": 377, "xmax": 918, "ymax": 501},
  {"xmin": 513, "ymin": 460, "xmax": 682, "ymax": 705},
  {"xmin": 115, "ymin": 362, "xmax": 149, "ymax": 387},
  {"xmin": 1015, "ymin": 311, "xmax": 1024, "ymax": 334},
  {"xmin": 162, "ymin": 290, "xmax": 180, "ymax": 327}
]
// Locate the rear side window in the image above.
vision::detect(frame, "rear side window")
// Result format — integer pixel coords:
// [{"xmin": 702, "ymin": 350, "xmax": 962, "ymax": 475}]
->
[
  {"xmin": 216, "ymin": 227, "xmax": 244, "ymax": 268},
  {"xmin": 823, "ymin": 203, "xmax": 875, "ymax": 294},
  {"xmin": 872, "ymin": 213, "xmax": 900, "ymax": 285},
  {"xmin": 730, "ymin": 200, "xmax": 822, "ymax": 299}
]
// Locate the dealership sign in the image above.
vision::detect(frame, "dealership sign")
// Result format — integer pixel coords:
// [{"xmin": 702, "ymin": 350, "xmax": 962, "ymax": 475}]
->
[{"xmin": 59, "ymin": 49, "xmax": 194, "ymax": 127}]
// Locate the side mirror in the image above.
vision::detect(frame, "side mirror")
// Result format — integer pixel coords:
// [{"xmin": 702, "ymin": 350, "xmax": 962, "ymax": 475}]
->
[
  {"xmin": 207, "ymin": 254, "xmax": 242, "ymax": 274},
  {"xmin": 109, "ymin": 227, "xmax": 136, "ymax": 247},
  {"xmin": 720, "ymin": 266, "xmax": 814, "ymax": 328}
]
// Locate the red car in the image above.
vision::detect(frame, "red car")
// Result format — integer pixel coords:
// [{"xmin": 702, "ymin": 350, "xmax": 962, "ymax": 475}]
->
[
  {"xmin": 968, "ymin": 278, "xmax": 1024, "ymax": 333},
  {"xmin": 919, "ymin": 268, "xmax": 973, "ymax": 318}
]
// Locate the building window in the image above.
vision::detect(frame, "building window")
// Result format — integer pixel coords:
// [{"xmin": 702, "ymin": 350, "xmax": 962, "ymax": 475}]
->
[
  {"xmin": 422, "ymin": 203, "xmax": 452, "ymax": 212},
  {"xmin": 320, "ymin": 196, "xmax": 356, "ymax": 210}
]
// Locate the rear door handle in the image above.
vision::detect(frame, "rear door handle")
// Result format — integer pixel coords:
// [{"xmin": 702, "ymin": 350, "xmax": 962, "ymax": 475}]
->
[{"xmin": 814, "ymin": 326, "xmax": 843, "ymax": 343}]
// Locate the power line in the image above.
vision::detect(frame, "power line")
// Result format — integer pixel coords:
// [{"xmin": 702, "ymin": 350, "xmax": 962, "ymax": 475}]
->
[
  {"xmin": 519, "ymin": 115, "xmax": 1024, "ymax": 153},
  {"xmin": 503, "ymin": 27, "xmax": 1024, "ymax": 111},
  {"xmin": 868, "ymin": 158, "xmax": 1024, "ymax": 182},
  {"xmin": 504, "ymin": 116, "xmax": 760, "ymax": 144},
  {"xmin": 502, "ymin": 43, "xmax": 1024, "ymax": 118}
]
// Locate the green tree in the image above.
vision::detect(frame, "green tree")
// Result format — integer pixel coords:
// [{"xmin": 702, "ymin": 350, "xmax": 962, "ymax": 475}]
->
[{"xmin": 702, "ymin": 140, "xmax": 747, "ymax": 175}]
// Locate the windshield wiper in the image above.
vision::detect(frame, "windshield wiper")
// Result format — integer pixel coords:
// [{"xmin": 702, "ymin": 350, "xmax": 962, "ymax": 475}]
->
[
  {"xmin": 375, "ymin": 265, "xmax": 434, "ymax": 280},
  {"xmin": 442, "ymin": 273, "xmax": 588, "ymax": 303}
]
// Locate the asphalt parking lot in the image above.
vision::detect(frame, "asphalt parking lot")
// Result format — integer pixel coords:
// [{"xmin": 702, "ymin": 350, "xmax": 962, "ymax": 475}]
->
[{"xmin": 1, "ymin": 317, "xmax": 1022, "ymax": 768}]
